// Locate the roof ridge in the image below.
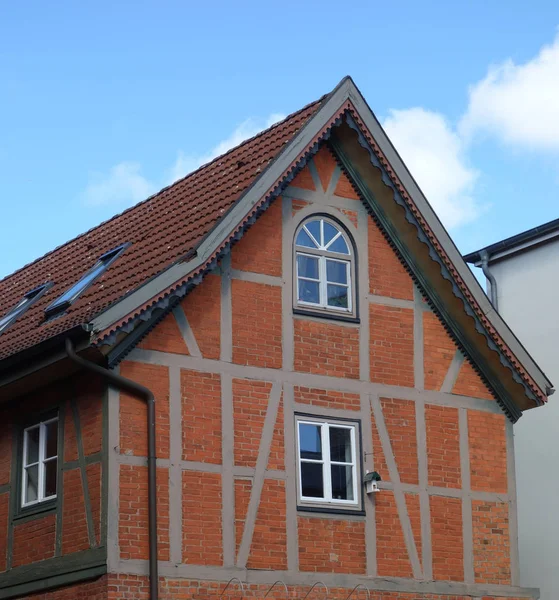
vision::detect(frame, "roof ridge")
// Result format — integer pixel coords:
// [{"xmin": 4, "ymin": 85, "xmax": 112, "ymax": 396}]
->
[{"xmin": 0, "ymin": 95, "xmax": 325, "ymax": 290}]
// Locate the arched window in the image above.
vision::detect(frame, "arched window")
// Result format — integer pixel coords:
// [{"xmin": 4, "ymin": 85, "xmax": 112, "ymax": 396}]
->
[{"xmin": 294, "ymin": 216, "xmax": 356, "ymax": 317}]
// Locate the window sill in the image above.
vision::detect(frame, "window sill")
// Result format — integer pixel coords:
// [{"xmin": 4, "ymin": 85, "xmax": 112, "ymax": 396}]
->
[
  {"xmin": 13, "ymin": 500, "xmax": 57, "ymax": 523},
  {"xmin": 297, "ymin": 504, "xmax": 365, "ymax": 517},
  {"xmin": 293, "ymin": 308, "xmax": 360, "ymax": 324}
]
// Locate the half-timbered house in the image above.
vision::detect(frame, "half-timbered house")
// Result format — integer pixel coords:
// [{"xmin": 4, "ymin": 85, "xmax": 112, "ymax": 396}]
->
[{"xmin": 0, "ymin": 77, "xmax": 551, "ymax": 600}]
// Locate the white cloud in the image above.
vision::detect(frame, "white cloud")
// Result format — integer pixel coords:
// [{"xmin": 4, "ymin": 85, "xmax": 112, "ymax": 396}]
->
[
  {"xmin": 82, "ymin": 113, "xmax": 286, "ymax": 208},
  {"xmin": 167, "ymin": 113, "xmax": 285, "ymax": 184},
  {"xmin": 461, "ymin": 33, "xmax": 559, "ymax": 150},
  {"xmin": 81, "ymin": 161, "xmax": 155, "ymax": 207},
  {"xmin": 383, "ymin": 108, "xmax": 482, "ymax": 229}
]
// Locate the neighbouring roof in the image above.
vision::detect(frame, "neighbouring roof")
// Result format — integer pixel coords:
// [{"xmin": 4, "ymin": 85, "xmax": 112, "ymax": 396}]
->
[
  {"xmin": 0, "ymin": 97, "xmax": 323, "ymax": 361},
  {"xmin": 464, "ymin": 216, "xmax": 559, "ymax": 264}
]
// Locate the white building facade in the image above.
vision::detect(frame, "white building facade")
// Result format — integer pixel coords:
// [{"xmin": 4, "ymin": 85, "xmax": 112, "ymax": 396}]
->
[{"xmin": 465, "ymin": 221, "xmax": 559, "ymax": 600}]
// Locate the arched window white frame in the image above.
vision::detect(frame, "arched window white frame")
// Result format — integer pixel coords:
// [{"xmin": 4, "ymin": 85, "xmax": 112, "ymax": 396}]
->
[{"xmin": 294, "ymin": 216, "xmax": 356, "ymax": 317}]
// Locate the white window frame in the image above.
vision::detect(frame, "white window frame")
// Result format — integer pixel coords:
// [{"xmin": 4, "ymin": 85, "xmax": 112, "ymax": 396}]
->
[
  {"xmin": 21, "ymin": 417, "xmax": 58, "ymax": 508},
  {"xmin": 296, "ymin": 417, "xmax": 360, "ymax": 508},
  {"xmin": 294, "ymin": 217, "xmax": 355, "ymax": 316}
]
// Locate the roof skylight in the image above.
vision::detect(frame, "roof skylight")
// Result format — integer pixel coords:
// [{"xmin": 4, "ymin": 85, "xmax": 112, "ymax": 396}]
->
[
  {"xmin": 0, "ymin": 284, "xmax": 51, "ymax": 335},
  {"xmin": 44, "ymin": 244, "xmax": 128, "ymax": 318}
]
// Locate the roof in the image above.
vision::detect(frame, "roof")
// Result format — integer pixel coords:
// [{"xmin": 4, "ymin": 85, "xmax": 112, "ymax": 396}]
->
[
  {"xmin": 464, "ymin": 216, "xmax": 559, "ymax": 264},
  {"xmin": 0, "ymin": 96, "xmax": 323, "ymax": 361},
  {"xmin": 0, "ymin": 75, "xmax": 552, "ymax": 419}
]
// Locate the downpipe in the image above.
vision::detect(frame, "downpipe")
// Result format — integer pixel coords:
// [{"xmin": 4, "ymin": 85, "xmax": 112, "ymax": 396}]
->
[
  {"xmin": 65, "ymin": 338, "xmax": 159, "ymax": 600},
  {"xmin": 479, "ymin": 250, "xmax": 498, "ymax": 311}
]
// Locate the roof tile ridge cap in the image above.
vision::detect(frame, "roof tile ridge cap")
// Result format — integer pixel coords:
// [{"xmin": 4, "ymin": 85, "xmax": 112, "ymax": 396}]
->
[{"xmin": 0, "ymin": 96, "xmax": 326, "ymax": 291}]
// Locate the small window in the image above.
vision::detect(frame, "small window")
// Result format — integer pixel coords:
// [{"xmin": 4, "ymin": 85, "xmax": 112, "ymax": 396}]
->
[
  {"xmin": 21, "ymin": 416, "xmax": 59, "ymax": 508},
  {"xmin": 45, "ymin": 244, "xmax": 128, "ymax": 318},
  {"xmin": 0, "ymin": 284, "xmax": 51, "ymax": 335},
  {"xmin": 294, "ymin": 217, "xmax": 355, "ymax": 318},
  {"xmin": 296, "ymin": 415, "xmax": 361, "ymax": 511}
]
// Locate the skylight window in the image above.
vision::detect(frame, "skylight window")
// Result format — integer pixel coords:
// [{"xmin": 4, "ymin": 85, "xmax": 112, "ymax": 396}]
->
[
  {"xmin": 44, "ymin": 244, "xmax": 128, "ymax": 318},
  {"xmin": 0, "ymin": 284, "xmax": 51, "ymax": 335}
]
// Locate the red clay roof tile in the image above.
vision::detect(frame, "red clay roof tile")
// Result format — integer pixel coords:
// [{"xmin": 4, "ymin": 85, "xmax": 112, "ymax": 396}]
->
[{"xmin": 0, "ymin": 97, "xmax": 323, "ymax": 361}]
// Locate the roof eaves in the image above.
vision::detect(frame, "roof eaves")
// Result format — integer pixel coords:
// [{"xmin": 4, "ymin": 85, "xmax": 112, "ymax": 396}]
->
[{"xmin": 464, "ymin": 217, "xmax": 559, "ymax": 264}]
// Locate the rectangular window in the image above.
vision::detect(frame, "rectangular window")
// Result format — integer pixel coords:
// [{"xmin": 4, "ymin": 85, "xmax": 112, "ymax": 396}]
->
[
  {"xmin": 296, "ymin": 415, "xmax": 361, "ymax": 511},
  {"xmin": 21, "ymin": 417, "xmax": 58, "ymax": 508}
]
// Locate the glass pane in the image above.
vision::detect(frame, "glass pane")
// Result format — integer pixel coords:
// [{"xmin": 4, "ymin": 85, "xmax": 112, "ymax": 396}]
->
[
  {"xmin": 296, "ymin": 228, "xmax": 318, "ymax": 249},
  {"xmin": 45, "ymin": 421, "xmax": 58, "ymax": 459},
  {"xmin": 305, "ymin": 221, "xmax": 321, "ymax": 246},
  {"xmin": 52, "ymin": 262, "xmax": 106, "ymax": 307},
  {"xmin": 26, "ymin": 427, "xmax": 40, "ymax": 465},
  {"xmin": 299, "ymin": 423, "xmax": 322, "ymax": 460},
  {"xmin": 331, "ymin": 464, "xmax": 354, "ymax": 501},
  {"xmin": 301, "ymin": 462, "xmax": 324, "ymax": 498},
  {"xmin": 298, "ymin": 279, "xmax": 320, "ymax": 304},
  {"xmin": 297, "ymin": 255, "xmax": 319, "ymax": 280},
  {"xmin": 45, "ymin": 459, "xmax": 58, "ymax": 498},
  {"xmin": 330, "ymin": 427, "xmax": 353, "ymax": 462},
  {"xmin": 323, "ymin": 222, "xmax": 339, "ymax": 247},
  {"xmin": 25, "ymin": 465, "xmax": 39, "ymax": 503},
  {"xmin": 327, "ymin": 284, "xmax": 348, "ymax": 308},
  {"xmin": 328, "ymin": 235, "xmax": 350, "ymax": 254},
  {"xmin": 326, "ymin": 260, "xmax": 348, "ymax": 284}
]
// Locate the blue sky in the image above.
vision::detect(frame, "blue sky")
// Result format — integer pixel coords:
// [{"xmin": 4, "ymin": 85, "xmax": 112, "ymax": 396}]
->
[{"xmin": 1, "ymin": 1, "xmax": 558, "ymax": 279}]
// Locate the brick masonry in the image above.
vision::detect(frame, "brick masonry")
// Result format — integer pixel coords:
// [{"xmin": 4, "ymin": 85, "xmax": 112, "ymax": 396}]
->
[{"xmin": 0, "ymin": 148, "xmax": 529, "ymax": 599}]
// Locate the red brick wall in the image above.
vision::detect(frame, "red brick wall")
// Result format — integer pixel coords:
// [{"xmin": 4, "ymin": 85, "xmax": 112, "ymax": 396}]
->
[
  {"xmin": 430, "ymin": 496, "xmax": 464, "ymax": 581},
  {"xmin": 138, "ymin": 312, "xmax": 189, "ymax": 354},
  {"xmin": 381, "ymin": 397, "xmax": 418, "ymax": 485},
  {"xmin": 181, "ymin": 274, "xmax": 221, "ymax": 360},
  {"xmin": 231, "ymin": 200, "xmax": 282, "ymax": 276},
  {"xmin": 232, "ymin": 280, "xmax": 282, "ymax": 369},
  {"xmin": 62, "ymin": 468, "xmax": 89, "ymax": 555},
  {"xmin": 375, "ymin": 490, "xmax": 413, "ymax": 577},
  {"xmin": 12, "ymin": 514, "xmax": 56, "ymax": 568},
  {"xmin": 294, "ymin": 319, "xmax": 359, "ymax": 379},
  {"xmin": 119, "ymin": 465, "xmax": 169, "ymax": 561},
  {"xmin": 182, "ymin": 471, "xmax": 222, "ymax": 566},
  {"xmin": 426, "ymin": 405, "xmax": 461, "ymax": 488},
  {"xmin": 369, "ymin": 219, "xmax": 414, "ymax": 300},
  {"xmin": 247, "ymin": 479, "xmax": 287, "ymax": 570},
  {"xmin": 468, "ymin": 411, "xmax": 508, "ymax": 493},
  {"xmin": 120, "ymin": 361, "xmax": 170, "ymax": 458},
  {"xmin": 181, "ymin": 370, "xmax": 222, "ymax": 464},
  {"xmin": 423, "ymin": 312, "xmax": 457, "ymax": 391},
  {"xmin": 453, "ymin": 360, "xmax": 495, "ymax": 400},
  {"xmin": 472, "ymin": 500, "xmax": 511, "ymax": 584},
  {"xmin": 233, "ymin": 379, "xmax": 272, "ymax": 468},
  {"xmin": 370, "ymin": 304, "xmax": 414, "ymax": 386},
  {"xmin": 294, "ymin": 386, "xmax": 360, "ymax": 411},
  {"xmin": 298, "ymin": 516, "xmax": 365, "ymax": 574}
]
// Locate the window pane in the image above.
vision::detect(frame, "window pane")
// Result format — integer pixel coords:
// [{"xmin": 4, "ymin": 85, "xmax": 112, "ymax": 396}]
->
[
  {"xmin": 327, "ymin": 284, "xmax": 348, "ymax": 308},
  {"xmin": 45, "ymin": 421, "xmax": 58, "ymax": 459},
  {"xmin": 331, "ymin": 464, "xmax": 354, "ymax": 501},
  {"xmin": 301, "ymin": 462, "xmax": 324, "ymax": 498},
  {"xmin": 296, "ymin": 228, "xmax": 318, "ymax": 249},
  {"xmin": 305, "ymin": 221, "xmax": 321, "ymax": 246},
  {"xmin": 326, "ymin": 260, "xmax": 348, "ymax": 284},
  {"xmin": 297, "ymin": 255, "xmax": 319, "ymax": 279},
  {"xmin": 45, "ymin": 459, "xmax": 57, "ymax": 498},
  {"xmin": 25, "ymin": 465, "xmax": 39, "ymax": 503},
  {"xmin": 299, "ymin": 424, "xmax": 322, "ymax": 460},
  {"xmin": 330, "ymin": 427, "xmax": 353, "ymax": 462},
  {"xmin": 298, "ymin": 280, "xmax": 320, "ymax": 304},
  {"xmin": 323, "ymin": 222, "xmax": 339, "ymax": 247},
  {"xmin": 26, "ymin": 427, "xmax": 40, "ymax": 465},
  {"xmin": 328, "ymin": 235, "xmax": 349, "ymax": 254}
]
